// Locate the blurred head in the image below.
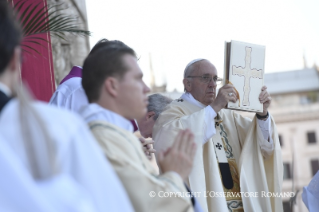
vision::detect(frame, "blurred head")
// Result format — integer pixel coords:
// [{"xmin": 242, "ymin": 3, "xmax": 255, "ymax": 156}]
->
[
  {"xmin": 0, "ymin": 2, "xmax": 22, "ymax": 96},
  {"xmin": 82, "ymin": 40, "xmax": 150, "ymax": 120},
  {"xmin": 137, "ymin": 94, "xmax": 172, "ymax": 138},
  {"xmin": 183, "ymin": 59, "xmax": 218, "ymax": 106}
]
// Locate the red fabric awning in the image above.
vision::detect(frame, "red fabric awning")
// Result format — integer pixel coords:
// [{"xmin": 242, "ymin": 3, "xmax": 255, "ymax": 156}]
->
[{"xmin": 9, "ymin": 0, "xmax": 55, "ymax": 102}]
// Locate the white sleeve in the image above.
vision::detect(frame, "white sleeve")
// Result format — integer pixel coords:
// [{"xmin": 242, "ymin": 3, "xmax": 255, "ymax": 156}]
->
[
  {"xmin": 49, "ymin": 91, "xmax": 66, "ymax": 107},
  {"xmin": 49, "ymin": 88, "xmax": 88, "ymax": 113},
  {"xmin": 0, "ymin": 103, "xmax": 133, "ymax": 212},
  {"xmin": 58, "ymin": 117, "xmax": 134, "ymax": 212},
  {"xmin": 257, "ymin": 115, "xmax": 274, "ymax": 158},
  {"xmin": 203, "ymin": 106, "xmax": 217, "ymax": 143},
  {"xmin": 0, "ymin": 136, "xmax": 97, "ymax": 212},
  {"xmin": 63, "ymin": 88, "xmax": 88, "ymax": 112}
]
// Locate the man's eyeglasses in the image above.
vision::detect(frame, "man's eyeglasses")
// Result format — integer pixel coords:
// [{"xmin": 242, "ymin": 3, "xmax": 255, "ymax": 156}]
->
[{"xmin": 187, "ymin": 74, "xmax": 222, "ymax": 84}]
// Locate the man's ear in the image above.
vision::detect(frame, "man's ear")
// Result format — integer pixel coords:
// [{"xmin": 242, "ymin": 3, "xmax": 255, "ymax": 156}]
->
[
  {"xmin": 103, "ymin": 77, "xmax": 119, "ymax": 97},
  {"xmin": 146, "ymin": 111, "xmax": 155, "ymax": 121},
  {"xmin": 183, "ymin": 78, "xmax": 191, "ymax": 92}
]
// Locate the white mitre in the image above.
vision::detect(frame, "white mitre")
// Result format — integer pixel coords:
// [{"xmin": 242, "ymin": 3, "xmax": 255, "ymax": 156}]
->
[{"xmin": 184, "ymin": 58, "xmax": 205, "ymax": 78}]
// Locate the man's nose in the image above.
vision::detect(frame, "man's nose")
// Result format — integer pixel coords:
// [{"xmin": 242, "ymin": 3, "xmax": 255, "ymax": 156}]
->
[
  {"xmin": 208, "ymin": 79, "xmax": 217, "ymax": 87},
  {"xmin": 143, "ymin": 81, "xmax": 151, "ymax": 93}
]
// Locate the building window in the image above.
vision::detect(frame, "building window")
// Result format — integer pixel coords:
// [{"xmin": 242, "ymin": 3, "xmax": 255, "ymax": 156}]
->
[
  {"xmin": 279, "ymin": 134, "xmax": 283, "ymax": 147},
  {"xmin": 300, "ymin": 95, "xmax": 311, "ymax": 104},
  {"xmin": 300, "ymin": 91, "xmax": 319, "ymax": 104},
  {"xmin": 283, "ymin": 163, "xmax": 292, "ymax": 180},
  {"xmin": 283, "ymin": 201, "xmax": 291, "ymax": 212},
  {"xmin": 307, "ymin": 132, "xmax": 317, "ymax": 144},
  {"xmin": 311, "ymin": 159, "xmax": 319, "ymax": 176}
]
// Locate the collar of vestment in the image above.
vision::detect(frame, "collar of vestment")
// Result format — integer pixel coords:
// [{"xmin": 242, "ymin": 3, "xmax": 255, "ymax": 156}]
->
[
  {"xmin": 60, "ymin": 66, "xmax": 82, "ymax": 85},
  {"xmin": 181, "ymin": 92, "xmax": 206, "ymax": 108},
  {"xmin": 0, "ymin": 82, "xmax": 11, "ymax": 97},
  {"xmin": 80, "ymin": 103, "xmax": 133, "ymax": 132},
  {"xmin": 181, "ymin": 92, "xmax": 222, "ymax": 122}
]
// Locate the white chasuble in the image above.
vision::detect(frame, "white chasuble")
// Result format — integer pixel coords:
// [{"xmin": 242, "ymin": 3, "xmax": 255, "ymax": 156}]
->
[
  {"xmin": 153, "ymin": 97, "xmax": 283, "ymax": 212},
  {"xmin": 88, "ymin": 120, "xmax": 194, "ymax": 212}
]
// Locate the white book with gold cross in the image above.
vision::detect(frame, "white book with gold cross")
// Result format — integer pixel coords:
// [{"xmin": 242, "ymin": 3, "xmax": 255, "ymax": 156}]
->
[{"xmin": 223, "ymin": 40, "xmax": 265, "ymax": 112}]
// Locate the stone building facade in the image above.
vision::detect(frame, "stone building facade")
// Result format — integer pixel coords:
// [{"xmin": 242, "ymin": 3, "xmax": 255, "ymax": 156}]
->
[
  {"xmin": 48, "ymin": 0, "xmax": 90, "ymax": 87},
  {"xmin": 265, "ymin": 68, "xmax": 319, "ymax": 212}
]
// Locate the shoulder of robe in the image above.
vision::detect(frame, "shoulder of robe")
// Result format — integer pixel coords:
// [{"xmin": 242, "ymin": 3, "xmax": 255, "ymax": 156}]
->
[
  {"xmin": 0, "ymin": 100, "xmax": 87, "ymax": 144},
  {"xmin": 153, "ymin": 100, "xmax": 188, "ymax": 131},
  {"xmin": 88, "ymin": 120, "xmax": 136, "ymax": 142},
  {"xmin": 33, "ymin": 101, "xmax": 85, "ymax": 131},
  {"xmin": 169, "ymin": 98, "xmax": 197, "ymax": 110},
  {"xmin": 167, "ymin": 98, "xmax": 186, "ymax": 108},
  {"xmin": 55, "ymin": 78, "xmax": 82, "ymax": 94},
  {"xmin": 161, "ymin": 99, "xmax": 185, "ymax": 111},
  {"xmin": 176, "ymin": 98, "xmax": 184, "ymax": 103},
  {"xmin": 88, "ymin": 121, "xmax": 141, "ymax": 154},
  {"xmin": 88, "ymin": 120, "xmax": 155, "ymax": 172},
  {"xmin": 158, "ymin": 99, "xmax": 193, "ymax": 119}
]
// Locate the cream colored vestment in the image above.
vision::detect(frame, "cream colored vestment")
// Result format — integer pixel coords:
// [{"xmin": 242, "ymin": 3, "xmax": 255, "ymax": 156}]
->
[
  {"xmin": 89, "ymin": 120, "xmax": 194, "ymax": 212},
  {"xmin": 153, "ymin": 98, "xmax": 283, "ymax": 212}
]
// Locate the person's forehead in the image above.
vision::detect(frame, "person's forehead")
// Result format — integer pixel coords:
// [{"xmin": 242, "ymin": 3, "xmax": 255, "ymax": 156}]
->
[
  {"xmin": 123, "ymin": 54, "xmax": 142, "ymax": 74},
  {"xmin": 123, "ymin": 54, "xmax": 137, "ymax": 66},
  {"xmin": 194, "ymin": 61, "xmax": 217, "ymax": 76}
]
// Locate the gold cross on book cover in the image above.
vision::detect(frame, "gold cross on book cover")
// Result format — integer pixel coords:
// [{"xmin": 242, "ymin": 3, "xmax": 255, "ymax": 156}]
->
[{"xmin": 223, "ymin": 40, "xmax": 265, "ymax": 112}]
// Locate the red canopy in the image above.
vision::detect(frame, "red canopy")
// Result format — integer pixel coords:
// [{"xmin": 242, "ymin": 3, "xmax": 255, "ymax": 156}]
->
[{"xmin": 10, "ymin": 0, "xmax": 55, "ymax": 102}]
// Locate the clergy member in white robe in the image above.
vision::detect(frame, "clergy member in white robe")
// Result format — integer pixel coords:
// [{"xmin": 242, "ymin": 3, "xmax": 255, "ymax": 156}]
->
[
  {"xmin": 49, "ymin": 40, "xmax": 110, "ymax": 113},
  {"xmin": 153, "ymin": 59, "xmax": 283, "ymax": 212},
  {"xmin": 79, "ymin": 40, "xmax": 202, "ymax": 212},
  {"xmin": 49, "ymin": 66, "xmax": 88, "ymax": 113},
  {"xmin": 0, "ymin": 94, "xmax": 134, "ymax": 212},
  {"xmin": 0, "ymin": 133, "xmax": 96, "ymax": 212}
]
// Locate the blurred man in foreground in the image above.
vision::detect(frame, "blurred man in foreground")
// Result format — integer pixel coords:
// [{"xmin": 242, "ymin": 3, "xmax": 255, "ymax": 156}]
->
[{"xmin": 0, "ymin": 2, "xmax": 133, "ymax": 211}]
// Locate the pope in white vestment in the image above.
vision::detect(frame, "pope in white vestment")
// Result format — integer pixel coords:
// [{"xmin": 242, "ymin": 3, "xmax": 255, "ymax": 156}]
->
[{"xmin": 153, "ymin": 59, "xmax": 283, "ymax": 212}]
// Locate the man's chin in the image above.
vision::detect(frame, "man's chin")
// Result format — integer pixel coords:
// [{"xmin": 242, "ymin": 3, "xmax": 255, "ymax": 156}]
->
[{"xmin": 206, "ymin": 97, "xmax": 215, "ymax": 105}]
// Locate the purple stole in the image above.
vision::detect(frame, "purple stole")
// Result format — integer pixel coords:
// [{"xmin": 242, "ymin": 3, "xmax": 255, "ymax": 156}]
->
[
  {"xmin": 60, "ymin": 66, "xmax": 82, "ymax": 85},
  {"xmin": 60, "ymin": 66, "xmax": 139, "ymax": 132}
]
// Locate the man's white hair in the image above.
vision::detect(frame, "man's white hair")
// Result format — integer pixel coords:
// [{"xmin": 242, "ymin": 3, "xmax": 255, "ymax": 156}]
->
[
  {"xmin": 183, "ymin": 58, "xmax": 205, "ymax": 78},
  {"xmin": 147, "ymin": 93, "xmax": 172, "ymax": 120}
]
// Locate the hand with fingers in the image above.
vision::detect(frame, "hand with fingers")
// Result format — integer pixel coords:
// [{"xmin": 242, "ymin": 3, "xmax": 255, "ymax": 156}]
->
[
  {"xmin": 157, "ymin": 129, "xmax": 197, "ymax": 181},
  {"xmin": 210, "ymin": 84, "xmax": 238, "ymax": 113},
  {"xmin": 139, "ymin": 137, "xmax": 156, "ymax": 160},
  {"xmin": 256, "ymin": 85, "xmax": 272, "ymax": 119}
]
